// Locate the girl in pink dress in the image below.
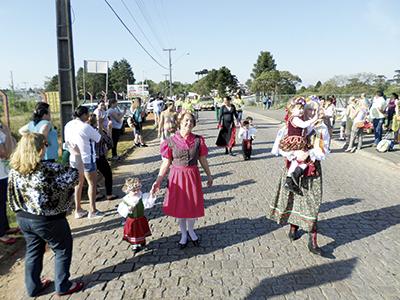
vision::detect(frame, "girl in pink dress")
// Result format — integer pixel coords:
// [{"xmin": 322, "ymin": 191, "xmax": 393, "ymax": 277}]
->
[{"xmin": 151, "ymin": 112, "xmax": 213, "ymax": 249}]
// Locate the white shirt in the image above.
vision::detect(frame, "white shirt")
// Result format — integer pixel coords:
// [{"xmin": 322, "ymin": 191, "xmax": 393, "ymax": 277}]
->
[
  {"xmin": 370, "ymin": 96, "xmax": 387, "ymax": 119},
  {"xmin": 153, "ymin": 99, "xmax": 164, "ymax": 113},
  {"xmin": 107, "ymin": 107, "xmax": 123, "ymax": 129},
  {"xmin": 94, "ymin": 108, "xmax": 109, "ymax": 130},
  {"xmin": 64, "ymin": 119, "xmax": 101, "ymax": 164},
  {"xmin": 238, "ymin": 127, "xmax": 256, "ymax": 141},
  {"xmin": 353, "ymin": 108, "xmax": 368, "ymax": 123}
]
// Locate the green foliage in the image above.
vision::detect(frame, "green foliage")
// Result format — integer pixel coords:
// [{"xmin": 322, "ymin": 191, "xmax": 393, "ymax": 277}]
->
[
  {"xmin": 192, "ymin": 67, "xmax": 238, "ymax": 97},
  {"xmin": 109, "ymin": 58, "xmax": 135, "ymax": 94},
  {"xmin": 251, "ymin": 51, "xmax": 276, "ymax": 79},
  {"xmin": 76, "ymin": 67, "xmax": 107, "ymax": 99},
  {"xmin": 251, "ymin": 70, "xmax": 301, "ymax": 95},
  {"xmin": 44, "ymin": 75, "xmax": 59, "ymax": 92}
]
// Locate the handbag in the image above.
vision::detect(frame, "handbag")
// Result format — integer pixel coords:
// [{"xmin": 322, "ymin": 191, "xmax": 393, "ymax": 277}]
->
[{"xmin": 355, "ymin": 121, "xmax": 365, "ymax": 129}]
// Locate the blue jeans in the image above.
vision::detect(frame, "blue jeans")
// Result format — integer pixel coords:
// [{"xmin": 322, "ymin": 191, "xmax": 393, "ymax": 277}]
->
[
  {"xmin": 373, "ymin": 118, "xmax": 384, "ymax": 144},
  {"xmin": 17, "ymin": 216, "xmax": 73, "ymax": 296}
]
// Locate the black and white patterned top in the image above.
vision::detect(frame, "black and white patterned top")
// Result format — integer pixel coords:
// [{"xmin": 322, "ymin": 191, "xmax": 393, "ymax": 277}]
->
[{"xmin": 8, "ymin": 161, "xmax": 79, "ymax": 216}]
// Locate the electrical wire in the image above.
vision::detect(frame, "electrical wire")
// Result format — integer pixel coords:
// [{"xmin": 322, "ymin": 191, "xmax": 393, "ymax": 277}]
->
[
  {"xmin": 134, "ymin": 0, "xmax": 166, "ymax": 49},
  {"xmin": 103, "ymin": 0, "xmax": 168, "ymax": 70},
  {"xmin": 120, "ymin": 0, "xmax": 166, "ymax": 63}
]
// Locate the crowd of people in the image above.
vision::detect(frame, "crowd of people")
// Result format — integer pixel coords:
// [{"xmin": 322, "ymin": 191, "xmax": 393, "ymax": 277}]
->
[{"xmin": 2, "ymin": 89, "xmax": 398, "ymax": 297}]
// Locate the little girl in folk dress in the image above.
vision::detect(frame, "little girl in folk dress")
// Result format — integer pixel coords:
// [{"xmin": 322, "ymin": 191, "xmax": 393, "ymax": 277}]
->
[
  {"xmin": 278, "ymin": 97, "xmax": 318, "ymax": 195},
  {"xmin": 117, "ymin": 177, "xmax": 156, "ymax": 253}
]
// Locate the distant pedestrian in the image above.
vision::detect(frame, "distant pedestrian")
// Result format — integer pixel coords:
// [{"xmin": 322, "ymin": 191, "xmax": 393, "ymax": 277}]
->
[
  {"xmin": 107, "ymin": 99, "xmax": 126, "ymax": 159},
  {"xmin": 129, "ymin": 97, "xmax": 147, "ymax": 147},
  {"xmin": 391, "ymin": 93, "xmax": 400, "ymax": 143},
  {"xmin": 345, "ymin": 99, "xmax": 369, "ymax": 153},
  {"xmin": 216, "ymin": 96, "xmax": 239, "ymax": 156},
  {"xmin": 267, "ymin": 96, "xmax": 273, "ymax": 109},
  {"xmin": 370, "ymin": 91, "xmax": 387, "ymax": 145},
  {"xmin": 238, "ymin": 120, "xmax": 256, "ymax": 160},
  {"xmin": 386, "ymin": 93, "xmax": 397, "ymax": 131},
  {"xmin": 158, "ymin": 100, "xmax": 178, "ymax": 141},
  {"xmin": 153, "ymin": 97, "xmax": 165, "ymax": 126}
]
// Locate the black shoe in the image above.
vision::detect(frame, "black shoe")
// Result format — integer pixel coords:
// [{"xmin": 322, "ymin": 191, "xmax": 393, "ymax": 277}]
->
[
  {"xmin": 288, "ymin": 230, "xmax": 300, "ymax": 241},
  {"xmin": 229, "ymin": 151, "xmax": 236, "ymax": 156},
  {"xmin": 134, "ymin": 143, "xmax": 140, "ymax": 147},
  {"xmin": 132, "ymin": 245, "xmax": 143, "ymax": 253},
  {"xmin": 189, "ymin": 236, "xmax": 200, "ymax": 247},
  {"xmin": 178, "ymin": 241, "xmax": 188, "ymax": 249},
  {"xmin": 140, "ymin": 144, "xmax": 148, "ymax": 147},
  {"xmin": 225, "ymin": 148, "xmax": 229, "ymax": 154}
]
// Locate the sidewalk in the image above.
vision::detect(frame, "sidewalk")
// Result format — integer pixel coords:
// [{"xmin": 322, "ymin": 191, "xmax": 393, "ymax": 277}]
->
[{"xmin": 245, "ymin": 106, "xmax": 400, "ymax": 168}]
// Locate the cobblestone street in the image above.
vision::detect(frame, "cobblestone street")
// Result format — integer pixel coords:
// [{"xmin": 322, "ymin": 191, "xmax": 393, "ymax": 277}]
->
[{"xmin": 1, "ymin": 110, "xmax": 400, "ymax": 300}]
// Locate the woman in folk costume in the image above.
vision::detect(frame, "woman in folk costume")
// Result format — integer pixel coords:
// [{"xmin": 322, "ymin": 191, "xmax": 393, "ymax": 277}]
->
[
  {"xmin": 276, "ymin": 97, "xmax": 318, "ymax": 196},
  {"xmin": 269, "ymin": 100, "xmax": 330, "ymax": 255},
  {"xmin": 216, "ymin": 96, "xmax": 239, "ymax": 156},
  {"xmin": 151, "ymin": 112, "xmax": 213, "ymax": 249},
  {"xmin": 118, "ymin": 177, "xmax": 156, "ymax": 253},
  {"xmin": 158, "ymin": 100, "xmax": 178, "ymax": 142}
]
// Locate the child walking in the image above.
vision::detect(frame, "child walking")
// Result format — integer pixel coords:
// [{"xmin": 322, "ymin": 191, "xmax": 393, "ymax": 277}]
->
[
  {"xmin": 117, "ymin": 177, "xmax": 156, "ymax": 253},
  {"xmin": 238, "ymin": 120, "xmax": 256, "ymax": 160}
]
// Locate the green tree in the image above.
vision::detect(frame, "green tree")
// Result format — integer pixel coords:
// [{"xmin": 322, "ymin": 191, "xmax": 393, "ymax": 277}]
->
[
  {"xmin": 109, "ymin": 58, "xmax": 135, "ymax": 94},
  {"xmin": 215, "ymin": 66, "xmax": 238, "ymax": 97},
  {"xmin": 251, "ymin": 70, "xmax": 301, "ymax": 95},
  {"xmin": 44, "ymin": 75, "xmax": 59, "ymax": 92},
  {"xmin": 251, "ymin": 51, "xmax": 276, "ymax": 79},
  {"xmin": 76, "ymin": 67, "xmax": 107, "ymax": 100}
]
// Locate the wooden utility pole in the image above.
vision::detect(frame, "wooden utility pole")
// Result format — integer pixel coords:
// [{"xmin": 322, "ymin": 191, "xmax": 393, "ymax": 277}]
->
[{"xmin": 55, "ymin": 0, "xmax": 77, "ymax": 141}]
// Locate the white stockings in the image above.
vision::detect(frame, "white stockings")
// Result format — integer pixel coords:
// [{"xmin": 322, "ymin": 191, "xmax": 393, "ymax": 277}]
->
[{"xmin": 178, "ymin": 218, "xmax": 198, "ymax": 244}]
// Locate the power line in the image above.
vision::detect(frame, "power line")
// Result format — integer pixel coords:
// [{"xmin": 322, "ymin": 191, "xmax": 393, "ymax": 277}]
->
[
  {"xmin": 134, "ymin": 0, "xmax": 166, "ymax": 49},
  {"xmin": 104, "ymin": 0, "xmax": 168, "ymax": 70},
  {"xmin": 120, "ymin": 0, "xmax": 165, "ymax": 63}
]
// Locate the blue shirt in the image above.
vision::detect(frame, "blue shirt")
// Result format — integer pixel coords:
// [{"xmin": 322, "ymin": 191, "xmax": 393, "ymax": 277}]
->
[{"xmin": 28, "ymin": 120, "xmax": 59, "ymax": 161}]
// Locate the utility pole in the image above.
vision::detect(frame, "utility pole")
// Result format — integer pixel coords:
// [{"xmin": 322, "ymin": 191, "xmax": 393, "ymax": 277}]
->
[
  {"xmin": 10, "ymin": 71, "xmax": 14, "ymax": 92},
  {"xmin": 163, "ymin": 48, "xmax": 176, "ymax": 97},
  {"xmin": 55, "ymin": 0, "xmax": 77, "ymax": 141}
]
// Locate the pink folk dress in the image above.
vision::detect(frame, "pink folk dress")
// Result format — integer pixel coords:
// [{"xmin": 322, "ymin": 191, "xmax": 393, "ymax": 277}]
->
[{"xmin": 160, "ymin": 132, "xmax": 208, "ymax": 218}]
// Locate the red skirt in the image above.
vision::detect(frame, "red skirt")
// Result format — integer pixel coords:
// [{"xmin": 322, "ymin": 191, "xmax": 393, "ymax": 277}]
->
[
  {"xmin": 123, "ymin": 216, "xmax": 151, "ymax": 245},
  {"xmin": 163, "ymin": 165, "xmax": 205, "ymax": 218}
]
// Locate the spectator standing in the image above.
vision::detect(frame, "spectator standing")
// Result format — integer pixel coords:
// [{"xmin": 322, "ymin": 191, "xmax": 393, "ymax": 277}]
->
[
  {"xmin": 158, "ymin": 100, "xmax": 178, "ymax": 141},
  {"xmin": 107, "ymin": 99, "xmax": 126, "ymax": 160},
  {"xmin": 370, "ymin": 91, "xmax": 387, "ymax": 146},
  {"xmin": 267, "ymin": 96, "xmax": 273, "ymax": 109},
  {"xmin": 0, "ymin": 122, "xmax": 18, "ymax": 245},
  {"xmin": 93, "ymin": 100, "xmax": 109, "ymax": 135},
  {"xmin": 88, "ymin": 114, "xmax": 117, "ymax": 200},
  {"xmin": 64, "ymin": 106, "xmax": 103, "ymax": 219},
  {"xmin": 153, "ymin": 97, "xmax": 165, "ymax": 126},
  {"xmin": 391, "ymin": 93, "xmax": 400, "ymax": 143},
  {"xmin": 129, "ymin": 97, "xmax": 147, "ymax": 147},
  {"xmin": 345, "ymin": 100, "xmax": 369, "ymax": 153},
  {"xmin": 8, "ymin": 133, "xmax": 83, "ymax": 297},
  {"xmin": 19, "ymin": 102, "xmax": 59, "ymax": 162},
  {"xmin": 386, "ymin": 94, "xmax": 397, "ymax": 131}
]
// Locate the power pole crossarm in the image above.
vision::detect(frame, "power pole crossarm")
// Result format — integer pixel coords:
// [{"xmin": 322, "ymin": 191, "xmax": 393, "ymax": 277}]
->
[{"xmin": 163, "ymin": 48, "xmax": 176, "ymax": 97}]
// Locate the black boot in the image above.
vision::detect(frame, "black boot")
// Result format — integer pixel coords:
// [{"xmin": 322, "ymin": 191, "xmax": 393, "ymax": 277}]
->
[
  {"xmin": 308, "ymin": 230, "xmax": 323, "ymax": 256},
  {"xmin": 288, "ymin": 224, "xmax": 300, "ymax": 241},
  {"xmin": 225, "ymin": 147, "xmax": 229, "ymax": 154}
]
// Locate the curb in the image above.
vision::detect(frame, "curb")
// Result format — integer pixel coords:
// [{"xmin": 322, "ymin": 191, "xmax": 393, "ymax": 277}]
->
[{"xmin": 244, "ymin": 109, "xmax": 400, "ymax": 170}]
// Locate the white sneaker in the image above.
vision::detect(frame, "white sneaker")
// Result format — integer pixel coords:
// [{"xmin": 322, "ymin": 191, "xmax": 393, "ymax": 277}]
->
[
  {"xmin": 88, "ymin": 210, "xmax": 105, "ymax": 219},
  {"xmin": 74, "ymin": 210, "xmax": 88, "ymax": 219}
]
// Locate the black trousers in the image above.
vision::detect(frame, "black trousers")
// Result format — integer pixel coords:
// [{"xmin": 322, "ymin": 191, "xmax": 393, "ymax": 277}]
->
[
  {"xmin": 111, "ymin": 128, "xmax": 122, "ymax": 157},
  {"xmin": 96, "ymin": 156, "xmax": 113, "ymax": 195},
  {"xmin": 242, "ymin": 139, "xmax": 253, "ymax": 158},
  {"xmin": 0, "ymin": 178, "xmax": 10, "ymax": 237}
]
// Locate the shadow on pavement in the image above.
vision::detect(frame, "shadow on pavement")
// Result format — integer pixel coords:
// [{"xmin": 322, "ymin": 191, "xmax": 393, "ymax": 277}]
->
[
  {"xmin": 244, "ymin": 258, "xmax": 358, "ymax": 299},
  {"xmin": 319, "ymin": 198, "xmax": 362, "ymax": 213},
  {"xmin": 320, "ymin": 204, "xmax": 400, "ymax": 254},
  {"xmin": 76, "ymin": 216, "xmax": 281, "ymax": 291}
]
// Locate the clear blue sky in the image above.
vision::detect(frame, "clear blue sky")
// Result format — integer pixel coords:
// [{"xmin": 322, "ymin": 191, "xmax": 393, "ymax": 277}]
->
[{"xmin": 1, "ymin": 0, "xmax": 399, "ymax": 90}]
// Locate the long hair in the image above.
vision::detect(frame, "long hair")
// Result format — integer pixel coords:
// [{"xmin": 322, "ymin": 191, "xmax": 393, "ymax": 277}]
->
[
  {"xmin": 10, "ymin": 133, "xmax": 47, "ymax": 175},
  {"xmin": 32, "ymin": 102, "xmax": 50, "ymax": 125}
]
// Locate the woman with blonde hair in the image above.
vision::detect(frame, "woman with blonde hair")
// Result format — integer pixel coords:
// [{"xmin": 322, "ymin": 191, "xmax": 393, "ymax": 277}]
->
[{"xmin": 8, "ymin": 133, "xmax": 83, "ymax": 297}]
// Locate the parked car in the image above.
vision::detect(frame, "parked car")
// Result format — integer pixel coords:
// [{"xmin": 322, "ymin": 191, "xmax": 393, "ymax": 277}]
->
[{"xmin": 81, "ymin": 102, "xmax": 98, "ymax": 113}]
